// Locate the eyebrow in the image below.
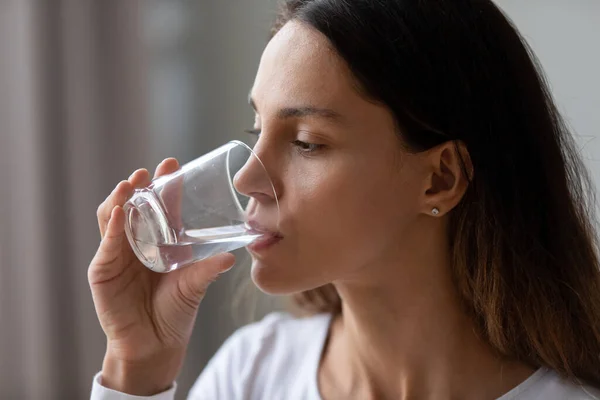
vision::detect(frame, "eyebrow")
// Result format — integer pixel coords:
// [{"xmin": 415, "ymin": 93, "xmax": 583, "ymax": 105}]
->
[{"xmin": 248, "ymin": 94, "xmax": 343, "ymax": 122}]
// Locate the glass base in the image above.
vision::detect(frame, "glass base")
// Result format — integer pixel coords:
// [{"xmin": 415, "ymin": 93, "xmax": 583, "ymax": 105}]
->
[{"xmin": 123, "ymin": 190, "xmax": 176, "ymax": 272}]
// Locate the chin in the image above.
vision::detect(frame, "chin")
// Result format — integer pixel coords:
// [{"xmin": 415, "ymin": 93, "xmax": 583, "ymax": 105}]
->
[
  {"xmin": 249, "ymin": 257, "xmax": 314, "ymax": 295},
  {"xmin": 250, "ymin": 258, "xmax": 294, "ymax": 295}
]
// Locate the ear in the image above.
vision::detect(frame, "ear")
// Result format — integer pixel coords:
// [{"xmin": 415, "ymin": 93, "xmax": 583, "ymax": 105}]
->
[{"xmin": 420, "ymin": 140, "xmax": 473, "ymax": 217}]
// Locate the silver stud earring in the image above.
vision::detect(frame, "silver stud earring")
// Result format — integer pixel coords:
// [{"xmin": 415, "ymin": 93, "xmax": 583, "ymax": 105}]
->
[{"xmin": 432, "ymin": 207, "xmax": 440, "ymax": 216}]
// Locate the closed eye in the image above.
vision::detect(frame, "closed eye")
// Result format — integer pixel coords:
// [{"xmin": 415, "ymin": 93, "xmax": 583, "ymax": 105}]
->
[
  {"xmin": 245, "ymin": 129, "xmax": 325, "ymax": 154},
  {"xmin": 244, "ymin": 128, "xmax": 262, "ymax": 136},
  {"xmin": 292, "ymin": 140, "xmax": 325, "ymax": 153}
]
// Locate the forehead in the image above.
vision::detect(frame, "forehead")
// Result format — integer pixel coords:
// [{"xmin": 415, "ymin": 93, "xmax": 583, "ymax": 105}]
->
[{"xmin": 251, "ymin": 21, "xmax": 356, "ymax": 108}]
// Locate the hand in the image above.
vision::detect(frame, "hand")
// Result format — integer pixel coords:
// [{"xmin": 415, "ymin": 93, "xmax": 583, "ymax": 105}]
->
[{"xmin": 88, "ymin": 158, "xmax": 236, "ymax": 395}]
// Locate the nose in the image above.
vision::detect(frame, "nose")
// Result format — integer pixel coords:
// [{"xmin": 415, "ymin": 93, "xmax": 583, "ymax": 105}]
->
[{"xmin": 233, "ymin": 150, "xmax": 279, "ymax": 208}]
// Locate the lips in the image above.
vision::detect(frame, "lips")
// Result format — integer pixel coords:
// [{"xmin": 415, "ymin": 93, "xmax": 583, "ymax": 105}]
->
[
  {"xmin": 245, "ymin": 220, "xmax": 282, "ymax": 236},
  {"xmin": 245, "ymin": 220, "xmax": 283, "ymax": 252}
]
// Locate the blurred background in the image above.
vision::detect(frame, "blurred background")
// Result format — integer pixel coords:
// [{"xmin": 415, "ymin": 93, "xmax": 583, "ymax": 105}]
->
[{"xmin": 0, "ymin": 0, "xmax": 598, "ymax": 399}]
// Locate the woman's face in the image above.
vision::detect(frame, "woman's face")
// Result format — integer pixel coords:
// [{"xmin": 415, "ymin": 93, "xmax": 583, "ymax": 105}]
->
[{"xmin": 236, "ymin": 21, "xmax": 428, "ymax": 294}]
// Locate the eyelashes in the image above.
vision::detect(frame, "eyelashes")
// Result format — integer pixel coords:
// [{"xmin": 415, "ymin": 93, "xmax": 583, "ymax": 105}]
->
[
  {"xmin": 244, "ymin": 129, "xmax": 262, "ymax": 136},
  {"xmin": 244, "ymin": 129, "xmax": 325, "ymax": 154},
  {"xmin": 291, "ymin": 140, "xmax": 325, "ymax": 152}
]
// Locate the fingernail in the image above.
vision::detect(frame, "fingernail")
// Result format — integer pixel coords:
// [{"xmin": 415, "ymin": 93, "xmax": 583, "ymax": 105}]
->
[{"xmin": 219, "ymin": 260, "xmax": 236, "ymax": 274}]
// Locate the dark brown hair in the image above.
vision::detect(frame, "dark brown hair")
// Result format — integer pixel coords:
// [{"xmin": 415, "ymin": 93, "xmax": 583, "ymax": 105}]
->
[{"xmin": 272, "ymin": 0, "xmax": 600, "ymax": 386}]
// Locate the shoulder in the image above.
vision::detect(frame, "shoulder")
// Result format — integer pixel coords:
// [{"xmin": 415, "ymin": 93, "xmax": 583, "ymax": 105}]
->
[
  {"xmin": 212, "ymin": 311, "xmax": 331, "ymax": 369},
  {"xmin": 229, "ymin": 311, "xmax": 331, "ymax": 351},
  {"xmin": 189, "ymin": 312, "xmax": 332, "ymax": 399},
  {"xmin": 544, "ymin": 371, "xmax": 600, "ymax": 400},
  {"xmin": 514, "ymin": 368, "xmax": 600, "ymax": 400}
]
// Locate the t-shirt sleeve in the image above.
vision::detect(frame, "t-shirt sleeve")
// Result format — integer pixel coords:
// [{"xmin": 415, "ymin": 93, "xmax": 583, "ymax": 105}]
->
[
  {"xmin": 89, "ymin": 313, "xmax": 290, "ymax": 400},
  {"xmin": 88, "ymin": 326, "xmax": 258, "ymax": 400},
  {"xmin": 90, "ymin": 372, "xmax": 177, "ymax": 400}
]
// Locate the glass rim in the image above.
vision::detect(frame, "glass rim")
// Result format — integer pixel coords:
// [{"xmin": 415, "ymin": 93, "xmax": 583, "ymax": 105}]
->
[{"xmin": 226, "ymin": 140, "xmax": 280, "ymax": 221}]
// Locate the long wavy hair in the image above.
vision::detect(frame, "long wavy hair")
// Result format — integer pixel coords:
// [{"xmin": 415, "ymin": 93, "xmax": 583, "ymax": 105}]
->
[{"xmin": 269, "ymin": 0, "xmax": 600, "ymax": 386}]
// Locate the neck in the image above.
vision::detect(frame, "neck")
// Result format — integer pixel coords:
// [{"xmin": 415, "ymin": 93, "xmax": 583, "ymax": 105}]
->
[{"xmin": 320, "ymin": 220, "xmax": 535, "ymax": 399}]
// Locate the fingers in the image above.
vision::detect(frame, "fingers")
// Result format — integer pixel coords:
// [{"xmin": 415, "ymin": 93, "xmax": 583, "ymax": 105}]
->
[
  {"xmin": 175, "ymin": 253, "xmax": 236, "ymax": 304},
  {"xmin": 89, "ymin": 206, "xmax": 127, "ymax": 284},
  {"xmin": 154, "ymin": 158, "xmax": 180, "ymax": 179},
  {"xmin": 96, "ymin": 159, "xmax": 178, "ymax": 243},
  {"xmin": 96, "ymin": 169, "xmax": 147, "ymax": 239},
  {"xmin": 128, "ymin": 168, "xmax": 151, "ymax": 189},
  {"xmin": 97, "ymin": 181, "xmax": 133, "ymax": 238}
]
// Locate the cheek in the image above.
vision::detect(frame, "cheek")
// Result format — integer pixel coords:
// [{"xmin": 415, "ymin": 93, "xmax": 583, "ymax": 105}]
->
[{"xmin": 285, "ymin": 155, "xmax": 414, "ymax": 271}]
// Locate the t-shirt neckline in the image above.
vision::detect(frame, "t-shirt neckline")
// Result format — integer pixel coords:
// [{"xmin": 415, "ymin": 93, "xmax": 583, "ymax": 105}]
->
[{"xmin": 306, "ymin": 313, "xmax": 547, "ymax": 400}]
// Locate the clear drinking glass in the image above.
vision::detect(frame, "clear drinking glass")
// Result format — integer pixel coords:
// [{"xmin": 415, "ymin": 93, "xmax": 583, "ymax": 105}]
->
[{"xmin": 123, "ymin": 140, "xmax": 279, "ymax": 273}]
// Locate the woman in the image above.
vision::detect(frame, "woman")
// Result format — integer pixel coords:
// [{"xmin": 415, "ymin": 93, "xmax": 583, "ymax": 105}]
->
[{"xmin": 89, "ymin": 0, "xmax": 600, "ymax": 399}]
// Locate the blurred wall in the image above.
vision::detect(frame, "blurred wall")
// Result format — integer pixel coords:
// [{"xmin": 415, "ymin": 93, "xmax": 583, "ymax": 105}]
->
[
  {"xmin": 0, "ymin": 0, "xmax": 280, "ymax": 398},
  {"xmin": 1, "ymin": 1, "xmax": 154, "ymax": 398},
  {"xmin": 497, "ymin": 0, "xmax": 600, "ymax": 186}
]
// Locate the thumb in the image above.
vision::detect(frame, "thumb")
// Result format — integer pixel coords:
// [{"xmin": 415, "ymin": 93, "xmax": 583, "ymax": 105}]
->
[
  {"xmin": 89, "ymin": 206, "xmax": 127, "ymax": 285},
  {"xmin": 174, "ymin": 253, "xmax": 236, "ymax": 304}
]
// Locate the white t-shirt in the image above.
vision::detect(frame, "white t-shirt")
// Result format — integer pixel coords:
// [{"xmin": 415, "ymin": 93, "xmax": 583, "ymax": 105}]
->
[{"xmin": 91, "ymin": 312, "xmax": 600, "ymax": 400}]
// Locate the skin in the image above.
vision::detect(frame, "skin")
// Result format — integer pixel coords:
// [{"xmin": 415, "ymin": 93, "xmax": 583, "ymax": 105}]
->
[
  {"xmin": 89, "ymin": 20, "xmax": 534, "ymax": 399},
  {"xmin": 90, "ymin": 160, "xmax": 235, "ymax": 395},
  {"xmin": 238, "ymin": 21, "xmax": 535, "ymax": 399}
]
